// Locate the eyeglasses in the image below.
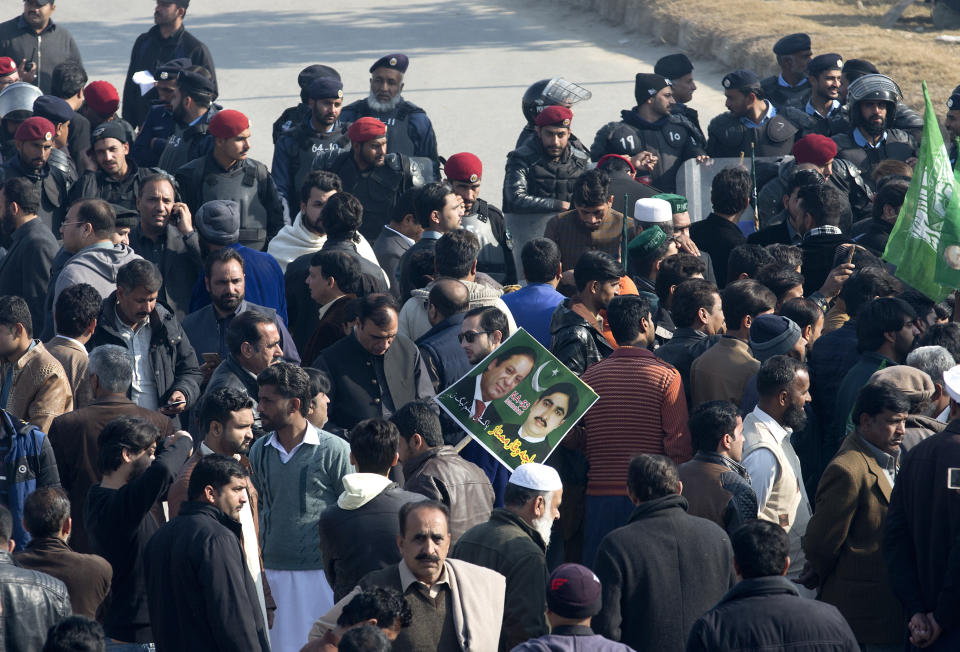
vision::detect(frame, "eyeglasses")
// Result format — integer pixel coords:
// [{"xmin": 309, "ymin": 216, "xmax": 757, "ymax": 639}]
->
[
  {"xmin": 59, "ymin": 221, "xmax": 87, "ymax": 228},
  {"xmin": 458, "ymin": 330, "xmax": 492, "ymax": 344}
]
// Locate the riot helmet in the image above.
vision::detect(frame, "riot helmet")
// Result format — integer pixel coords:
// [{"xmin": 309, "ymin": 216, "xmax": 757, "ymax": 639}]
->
[
  {"xmin": 521, "ymin": 77, "xmax": 591, "ymax": 125},
  {"xmin": 846, "ymin": 73, "xmax": 901, "ymax": 130}
]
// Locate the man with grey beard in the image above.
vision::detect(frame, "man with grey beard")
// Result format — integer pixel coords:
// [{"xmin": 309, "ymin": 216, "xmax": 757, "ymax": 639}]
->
[
  {"xmin": 452, "ymin": 463, "xmax": 562, "ymax": 651},
  {"xmin": 338, "ymin": 53, "xmax": 438, "ymax": 176}
]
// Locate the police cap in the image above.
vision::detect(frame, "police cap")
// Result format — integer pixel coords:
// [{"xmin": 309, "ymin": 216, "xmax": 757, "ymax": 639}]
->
[
  {"xmin": 370, "ymin": 54, "xmax": 409, "ymax": 74},
  {"xmin": 773, "ymin": 33, "xmax": 811, "ymax": 55},
  {"xmin": 807, "ymin": 53, "xmax": 843, "ymax": 76},
  {"xmin": 298, "ymin": 65, "xmax": 341, "ymax": 89},
  {"xmin": 33, "ymin": 95, "xmax": 73, "ymax": 125},
  {"xmin": 948, "ymin": 84, "xmax": 960, "ymax": 110},
  {"xmin": 306, "ymin": 76, "xmax": 344, "ymax": 101},
  {"xmin": 177, "ymin": 68, "xmax": 216, "ymax": 95},
  {"xmin": 654, "ymin": 54, "xmax": 693, "ymax": 80},
  {"xmin": 722, "ymin": 70, "xmax": 761, "ymax": 93},
  {"xmin": 15, "ymin": 117, "xmax": 54, "ymax": 143},
  {"xmin": 156, "ymin": 57, "xmax": 191, "ymax": 81},
  {"xmin": 841, "ymin": 59, "xmax": 878, "ymax": 80}
]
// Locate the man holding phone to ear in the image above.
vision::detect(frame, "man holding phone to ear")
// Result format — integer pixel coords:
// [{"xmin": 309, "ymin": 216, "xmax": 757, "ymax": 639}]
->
[{"xmin": 0, "ymin": 0, "xmax": 82, "ymax": 94}]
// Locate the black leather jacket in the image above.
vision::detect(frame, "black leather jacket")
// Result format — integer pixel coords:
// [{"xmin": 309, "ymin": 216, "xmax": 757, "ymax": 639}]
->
[
  {"xmin": 503, "ymin": 137, "xmax": 589, "ymax": 214},
  {"xmin": 0, "ymin": 550, "xmax": 71, "ymax": 651},
  {"xmin": 549, "ymin": 298, "xmax": 614, "ymax": 376}
]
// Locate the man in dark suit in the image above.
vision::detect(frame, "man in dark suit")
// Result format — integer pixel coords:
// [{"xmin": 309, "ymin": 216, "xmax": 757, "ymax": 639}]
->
[
  {"xmin": 447, "ymin": 345, "xmax": 537, "ymax": 428},
  {"xmin": 374, "ymin": 187, "xmax": 422, "ymax": 297},
  {"xmin": 798, "ymin": 184, "xmax": 851, "ymax": 295},
  {"xmin": 748, "ymin": 168, "xmax": 822, "ymax": 247},
  {"xmin": 46, "ymin": 344, "xmax": 174, "ymax": 554},
  {"xmin": 689, "ymin": 167, "xmax": 750, "ymax": 287},
  {"xmin": 396, "ymin": 181, "xmax": 464, "ymax": 301},
  {"xmin": 301, "ymin": 250, "xmax": 361, "ymax": 364}
]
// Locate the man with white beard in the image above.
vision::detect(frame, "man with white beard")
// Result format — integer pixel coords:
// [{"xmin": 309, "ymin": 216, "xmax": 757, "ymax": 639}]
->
[
  {"xmin": 338, "ymin": 53, "xmax": 439, "ymax": 176},
  {"xmin": 452, "ymin": 463, "xmax": 562, "ymax": 651}
]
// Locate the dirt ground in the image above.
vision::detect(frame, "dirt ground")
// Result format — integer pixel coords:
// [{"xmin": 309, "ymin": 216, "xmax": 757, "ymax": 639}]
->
[{"xmin": 648, "ymin": 0, "xmax": 959, "ymax": 112}]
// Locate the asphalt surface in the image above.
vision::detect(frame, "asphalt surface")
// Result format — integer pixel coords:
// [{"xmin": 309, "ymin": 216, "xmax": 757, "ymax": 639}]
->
[{"xmin": 56, "ymin": 0, "xmax": 730, "ymax": 201}]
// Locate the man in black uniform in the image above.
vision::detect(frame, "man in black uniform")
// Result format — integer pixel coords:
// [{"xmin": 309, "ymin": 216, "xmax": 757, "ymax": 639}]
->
[
  {"xmin": 655, "ymin": 53, "xmax": 703, "ymax": 137},
  {"xmin": 591, "ymin": 73, "xmax": 706, "ymax": 193},
  {"xmin": 0, "ymin": 79, "xmax": 40, "ymax": 163},
  {"xmin": 444, "ymin": 151, "xmax": 516, "ymax": 285},
  {"xmin": 782, "ymin": 54, "xmax": 844, "ymax": 137},
  {"xmin": 707, "ymin": 69, "xmax": 799, "ymax": 159},
  {"xmin": 271, "ymin": 64, "xmax": 339, "ymax": 145},
  {"xmin": 760, "ymin": 33, "xmax": 812, "ymax": 112},
  {"xmin": 947, "ymin": 85, "xmax": 960, "ymax": 169},
  {"xmin": 831, "ymin": 74, "xmax": 916, "ymax": 190},
  {"xmin": 312, "ymin": 116, "xmax": 424, "ymax": 243},
  {"xmin": 272, "ymin": 75, "xmax": 348, "ymax": 215},
  {"xmin": 122, "ymin": 0, "xmax": 216, "ymax": 129},
  {"xmin": 156, "ymin": 65, "xmax": 218, "ymax": 174},
  {"xmin": 833, "ymin": 60, "xmax": 923, "ymax": 142},
  {"xmin": 175, "ymin": 109, "xmax": 285, "ymax": 251},
  {"xmin": 0, "ymin": 0, "xmax": 82, "ymax": 94},
  {"xmin": 339, "ymin": 54, "xmax": 438, "ymax": 177},
  {"xmin": 1, "ymin": 115, "xmax": 71, "ymax": 231},
  {"xmin": 31, "ymin": 94, "xmax": 76, "ymax": 181},
  {"xmin": 515, "ymin": 77, "xmax": 592, "ymax": 149},
  {"xmin": 69, "ymin": 121, "xmax": 156, "ymax": 210}
]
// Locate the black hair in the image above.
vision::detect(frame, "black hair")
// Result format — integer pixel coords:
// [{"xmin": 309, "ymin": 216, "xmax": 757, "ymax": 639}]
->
[
  {"xmin": 919, "ymin": 322, "xmax": 960, "ymax": 362},
  {"xmin": 671, "ymin": 278, "xmax": 720, "ymax": 329},
  {"xmin": 428, "ymin": 279, "xmax": 469, "ymax": 319},
  {"xmin": 855, "ymin": 297, "xmax": 916, "ymax": 353},
  {"xmin": 203, "ymin": 245, "xmax": 245, "ymax": 278},
  {"xmin": 42, "ymin": 616, "xmax": 105, "ymax": 652},
  {"xmin": 50, "ymin": 60, "xmax": 88, "ymax": 99},
  {"xmin": 321, "ymin": 192, "xmax": 363, "ymax": 239},
  {"xmin": 721, "ymin": 279, "xmax": 776, "ymax": 331},
  {"xmin": 398, "ymin": 500, "xmax": 450, "ymax": 538},
  {"xmin": 304, "ymin": 367, "xmax": 332, "ymax": 398},
  {"xmin": 74, "ymin": 199, "xmax": 116, "ymax": 237},
  {"xmin": 116, "ymin": 259, "xmax": 162, "ymax": 294},
  {"xmin": 841, "ymin": 267, "xmax": 902, "ymax": 318},
  {"xmin": 753, "ymin": 264, "xmax": 804, "ymax": 305},
  {"xmin": 629, "ymin": 237, "xmax": 674, "ymax": 279},
  {"xmin": 655, "ymin": 253, "xmax": 707, "ymax": 306},
  {"xmin": 199, "ymin": 387, "xmax": 255, "ymax": 437},
  {"xmin": 356, "ymin": 293, "xmax": 399, "ymax": 329},
  {"xmin": 689, "ymin": 400, "xmax": 740, "ymax": 453},
  {"xmin": 779, "ymin": 297, "xmax": 822, "ymax": 331},
  {"xmin": 392, "ymin": 400, "xmax": 443, "ymax": 448},
  {"xmin": 257, "ymin": 362, "xmax": 312, "ymax": 416},
  {"xmin": 299, "ymin": 169, "xmax": 342, "ymax": 204},
  {"xmin": 873, "ymin": 179, "xmax": 909, "ymax": 220},
  {"xmin": 785, "ymin": 168, "xmax": 825, "ymax": 196},
  {"xmin": 491, "ymin": 345, "xmax": 536, "ymax": 368},
  {"xmin": 731, "ymin": 520, "xmax": 789, "ymax": 578},
  {"xmin": 764, "ymin": 243, "xmax": 803, "ymax": 270},
  {"xmin": 310, "ymin": 250, "xmax": 362, "ymax": 295},
  {"xmin": 54, "ymin": 283, "xmax": 100, "ymax": 338},
  {"xmin": 338, "ymin": 586, "xmax": 413, "ymax": 630},
  {"xmin": 97, "ymin": 416, "xmax": 160, "ymax": 474},
  {"xmin": 607, "ymin": 294, "xmax": 652, "ymax": 344},
  {"xmin": 726, "ymin": 244, "xmax": 775, "ymax": 284},
  {"xmin": 3, "ymin": 176, "xmax": 41, "ymax": 215},
  {"xmin": 465, "ymin": 305, "xmax": 508, "ymax": 336},
  {"xmin": 852, "ymin": 381, "xmax": 911, "ymax": 426},
  {"xmin": 435, "ymin": 229, "xmax": 480, "ymax": 278},
  {"xmin": 898, "ymin": 289, "xmax": 936, "ymax": 326},
  {"xmin": 23, "ymin": 487, "xmax": 70, "ymax": 539},
  {"xmin": 756, "ymin": 355, "xmax": 806, "ymax": 398},
  {"xmin": 187, "ymin": 454, "xmax": 249, "ymax": 502},
  {"xmin": 521, "ymin": 238, "xmax": 561, "ymax": 284},
  {"xmin": 338, "ymin": 624, "xmax": 390, "ymax": 652},
  {"xmin": 627, "ymin": 454, "xmax": 679, "ymax": 501},
  {"xmin": 797, "ymin": 183, "xmax": 846, "ymax": 227},
  {"xmin": 571, "ymin": 168, "xmax": 611, "ymax": 207},
  {"xmin": 350, "ymin": 419, "xmax": 400, "ymax": 474},
  {"xmin": 573, "ymin": 250, "xmax": 622, "ymax": 292},
  {"xmin": 538, "ymin": 382, "xmax": 580, "ymax": 419},
  {"xmin": 390, "ymin": 186, "xmax": 420, "ymax": 224},
  {"xmin": 138, "ymin": 172, "xmax": 177, "ymax": 197},
  {"xmin": 405, "ymin": 249, "xmax": 436, "ymax": 294},
  {"xmin": 0, "ymin": 295, "xmax": 32, "ymax": 338},
  {"xmin": 414, "ymin": 181, "xmax": 456, "ymax": 229},
  {"xmin": 226, "ymin": 310, "xmax": 275, "ymax": 356},
  {"xmin": 710, "ymin": 167, "xmax": 752, "ymax": 216}
]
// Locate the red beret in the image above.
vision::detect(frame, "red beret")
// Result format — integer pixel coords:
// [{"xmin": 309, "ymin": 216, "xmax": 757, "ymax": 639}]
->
[
  {"xmin": 84, "ymin": 81, "xmax": 120, "ymax": 115},
  {"xmin": 792, "ymin": 134, "xmax": 837, "ymax": 167},
  {"xmin": 535, "ymin": 105, "xmax": 573, "ymax": 128},
  {"xmin": 0, "ymin": 57, "xmax": 15, "ymax": 78},
  {"xmin": 347, "ymin": 117, "xmax": 387, "ymax": 143},
  {"xmin": 444, "ymin": 152, "xmax": 483, "ymax": 183},
  {"xmin": 209, "ymin": 109, "xmax": 250, "ymax": 139},
  {"xmin": 15, "ymin": 116, "xmax": 55, "ymax": 142},
  {"xmin": 597, "ymin": 153, "xmax": 636, "ymax": 175}
]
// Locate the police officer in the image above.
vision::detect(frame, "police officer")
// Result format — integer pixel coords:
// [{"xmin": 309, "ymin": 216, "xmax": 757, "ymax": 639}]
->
[
  {"xmin": 175, "ymin": 109, "xmax": 285, "ymax": 251},
  {"xmin": 596, "ymin": 153, "xmax": 658, "ymax": 217},
  {"xmin": 131, "ymin": 57, "xmax": 189, "ymax": 168},
  {"xmin": 0, "ymin": 80, "xmax": 40, "ymax": 163},
  {"xmin": 655, "ymin": 53, "xmax": 703, "ymax": 137},
  {"xmin": 312, "ymin": 116, "xmax": 424, "ymax": 243},
  {"xmin": 833, "ymin": 59, "xmax": 923, "ymax": 141},
  {"xmin": 707, "ymin": 69, "xmax": 799, "ymax": 159},
  {"xmin": 69, "ymin": 121, "xmax": 159, "ymax": 210},
  {"xmin": 272, "ymin": 64, "xmax": 340, "ymax": 144},
  {"xmin": 831, "ymin": 74, "xmax": 916, "ymax": 190},
  {"xmin": 272, "ymin": 75, "xmax": 348, "ymax": 213},
  {"xmin": 32, "ymin": 94, "xmax": 76, "ymax": 181},
  {"xmin": 445, "ymin": 151, "xmax": 517, "ymax": 285},
  {"xmin": 339, "ymin": 53, "xmax": 438, "ymax": 176},
  {"xmin": 947, "ymin": 85, "xmax": 960, "ymax": 169},
  {"xmin": 515, "ymin": 76, "xmax": 592, "ymax": 148},
  {"xmin": 782, "ymin": 54, "xmax": 844, "ymax": 137},
  {"xmin": 156, "ymin": 65, "xmax": 218, "ymax": 174},
  {"xmin": 121, "ymin": 0, "xmax": 217, "ymax": 129},
  {"xmin": 591, "ymin": 73, "xmax": 706, "ymax": 193},
  {"xmin": 760, "ymin": 32, "xmax": 812, "ymax": 111},
  {"xmin": 1, "ymin": 115, "xmax": 72, "ymax": 231}
]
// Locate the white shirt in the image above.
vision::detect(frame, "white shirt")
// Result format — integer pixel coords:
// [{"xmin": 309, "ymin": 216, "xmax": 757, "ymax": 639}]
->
[
  {"xmin": 743, "ymin": 406, "xmax": 792, "ymax": 511},
  {"xmin": 116, "ymin": 312, "xmax": 159, "ymax": 410},
  {"xmin": 265, "ymin": 422, "xmax": 322, "ymax": 464},
  {"xmin": 517, "ymin": 425, "xmax": 546, "ymax": 443},
  {"xmin": 472, "ymin": 375, "xmax": 491, "ymax": 417},
  {"xmin": 383, "ymin": 225, "xmax": 415, "ymax": 246}
]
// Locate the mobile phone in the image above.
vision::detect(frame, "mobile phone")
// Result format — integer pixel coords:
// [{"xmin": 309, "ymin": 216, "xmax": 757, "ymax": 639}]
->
[
  {"xmin": 170, "ymin": 208, "xmax": 181, "ymax": 225},
  {"xmin": 948, "ymin": 468, "xmax": 960, "ymax": 490}
]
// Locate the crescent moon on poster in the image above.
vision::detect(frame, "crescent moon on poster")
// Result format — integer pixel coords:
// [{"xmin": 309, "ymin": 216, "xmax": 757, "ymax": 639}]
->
[{"xmin": 530, "ymin": 361, "xmax": 552, "ymax": 392}]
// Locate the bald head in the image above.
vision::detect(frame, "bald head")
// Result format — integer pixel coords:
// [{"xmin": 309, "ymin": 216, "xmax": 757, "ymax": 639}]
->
[{"xmin": 428, "ymin": 279, "xmax": 470, "ymax": 323}]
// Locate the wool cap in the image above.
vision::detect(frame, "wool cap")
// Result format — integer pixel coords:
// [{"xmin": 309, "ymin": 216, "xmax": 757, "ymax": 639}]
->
[
  {"xmin": 444, "ymin": 152, "xmax": 482, "ymax": 183},
  {"xmin": 509, "ymin": 463, "xmax": 563, "ymax": 492},
  {"xmin": 111, "ymin": 203, "xmax": 140, "ymax": 229},
  {"xmin": 635, "ymin": 73, "xmax": 671, "ymax": 104},
  {"xmin": 90, "ymin": 120, "xmax": 128, "ymax": 146},
  {"xmin": 871, "ymin": 366, "xmax": 935, "ymax": 403},
  {"xmin": 654, "ymin": 53, "xmax": 693, "ymax": 80},
  {"xmin": 792, "ymin": 134, "xmax": 838, "ymax": 167},
  {"xmin": 196, "ymin": 200, "xmax": 241, "ymax": 245},
  {"xmin": 749, "ymin": 315, "xmax": 802, "ymax": 362},
  {"xmin": 347, "ymin": 117, "xmax": 387, "ymax": 143},
  {"xmin": 84, "ymin": 81, "xmax": 120, "ymax": 115},
  {"xmin": 209, "ymin": 110, "xmax": 249, "ymax": 139},
  {"xmin": 547, "ymin": 564, "xmax": 603, "ymax": 619}
]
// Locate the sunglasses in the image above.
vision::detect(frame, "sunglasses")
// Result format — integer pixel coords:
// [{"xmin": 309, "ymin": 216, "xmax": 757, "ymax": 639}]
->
[{"xmin": 458, "ymin": 330, "xmax": 492, "ymax": 344}]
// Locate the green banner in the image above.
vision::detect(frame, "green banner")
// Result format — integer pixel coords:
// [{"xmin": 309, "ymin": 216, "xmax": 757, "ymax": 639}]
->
[{"xmin": 435, "ymin": 328, "xmax": 598, "ymax": 471}]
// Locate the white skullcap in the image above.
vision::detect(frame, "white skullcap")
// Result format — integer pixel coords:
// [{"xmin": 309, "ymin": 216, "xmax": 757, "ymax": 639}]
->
[
  {"xmin": 509, "ymin": 463, "xmax": 563, "ymax": 492},
  {"xmin": 633, "ymin": 197, "xmax": 673, "ymax": 224},
  {"xmin": 943, "ymin": 365, "xmax": 960, "ymax": 403}
]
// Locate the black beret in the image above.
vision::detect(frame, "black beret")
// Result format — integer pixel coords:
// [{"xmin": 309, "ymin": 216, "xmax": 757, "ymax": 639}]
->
[
  {"xmin": 634, "ymin": 73, "xmax": 671, "ymax": 104},
  {"xmin": 90, "ymin": 120, "xmax": 128, "ymax": 147},
  {"xmin": 654, "ymin": 54, "xmax": 693, "ymax": 80},
  {"xmin": 948, "ymin": 87, "xmax": 960, "ymax": 110},
  {"xmin": 369, "ymin": 54, "xmax": 408, "ymax": 74},
  {"xmin": 155, "ymin": 57, "xmax": 191, "ymax": 81},
  {"xmin": 841, "ymin": 59, "xmax": 878, "ymax": 78},
  {"xmin": 297, "ymin": 65, "xmax": 341, "ymax": 89},
  {"xmin": 177, "ymin": 69, "xmax": 216, "ymax": 95},
  {"xmin": 33, "ymin": 95, "xmax": 73, "ymax": 125},
  {"xmin": 773, "ymin": 32, "xmax": 811, "ymax": 55},
  {"xmin": 807, "ymin": 53, "xmax": 843, "ymax": 76},
  {"xmin": 722, "ymin": 69, "xmax": 761, "ymax": 92},
  {"xmin": 306, "ymin": 76, "xmax": 343, "ymax": 100}
]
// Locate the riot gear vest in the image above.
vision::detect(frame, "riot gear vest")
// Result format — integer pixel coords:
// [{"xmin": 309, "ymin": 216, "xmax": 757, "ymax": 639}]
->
[
  {"xmin": 461, "ymin": 199, "xmax": 512, "ymax": 282},
  {"xmin": 706, "ymin": 111, "xmax": 798, "ymax": 159},
  {"xmin": 342, "ymin": 98, "xmax": 422, "ymax": 156},
  {"xmin": 2, "ymin": 157, "xmax": 70, "ymax": 232},
  {"xmin": 832, "ymin": 129, "xmax": 915, "ymax": 190},
  {"xmin": 290, "ymin": 123, "xmax": 348, "ymax": 200},
  {"xmin": 157, "ymin": 107, "xmax": 217, "ymax": 175}
]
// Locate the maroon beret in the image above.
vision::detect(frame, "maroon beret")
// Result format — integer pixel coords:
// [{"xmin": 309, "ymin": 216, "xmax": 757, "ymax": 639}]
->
[
  {"xmin": 0, "ymin": 57, "xmax": 16, "ymax": 78},
  {"xmin": 535, "ymin": 105, "xmax": 573, "ymax": 128},
  {"xmin": 84, "ymin": 81, "xmax": 120, "ymax": 115},
  {"xmin": 15, "ymin": 116, "xmax": 55, "ymax": 142},
  {"xmin": 792, "ymin": 134, "xmax": 838, "ymax": 167},
  {"xmin": 209, "ymin": 109, "xmax": 250, "ymax": 139},
  {"xmin": 444, "ymin": 152, "xmax": 483, "ymax": 183},
  {"xmin": 347, "ymin": 117, "xmax": 387, "ymax": 143}
]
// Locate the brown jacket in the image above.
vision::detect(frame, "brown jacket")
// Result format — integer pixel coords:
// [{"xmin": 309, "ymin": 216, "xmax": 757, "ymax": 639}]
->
[
  {"xmin": 802, "ymin": 433, "xmax": 903, "ymax": 644},
  {"xmin": 1, "ymin": 340, "xmax": 73, "ymax": 433},
  {"xmin": 47, "ymin": 396, "xmax": 174, "ymax": 553},
  {"xmin": 14, "ymin": 536, "xmax": 112, "ymax": 619},
  {"xmin": 44, "ymin": 335, "xmax": 92, "ymax": 409},
  {"xmin": 690, "ymin": 336, "xmax": 759, "ymax": 409}
]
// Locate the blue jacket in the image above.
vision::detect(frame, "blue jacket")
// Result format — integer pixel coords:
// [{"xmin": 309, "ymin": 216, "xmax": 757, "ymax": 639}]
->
[
  {"xmin": 2, "ymin": 410, "xmax": 61, "ymax": 546},
  {"xmin": 189, "ymin": 243, "xmax": 288, "ymax": 323},
  {"xmin": 133, "ymin": 104, "xmax": 175, "ymax": 168},
  {"xmin": 501, "ymin": 283, "xmax": 565, "ymax": 348}
]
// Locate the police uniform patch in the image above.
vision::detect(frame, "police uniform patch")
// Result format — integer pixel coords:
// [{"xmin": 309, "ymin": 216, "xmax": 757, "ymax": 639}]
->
[
  {"xmin": 836, "ymin": 59, "xmax": 843, "ymax": 68},
  {"xmin": 469, "ymin": 173, "xmax": 479, "ymax": 183},
  {"xmin": 722, "ymin": 78, "xmax": 731, "ymax": 89},
  {"xmin": 562, "ymin": 118, "xmax": 570, "ymax": 126},
  {"xmin": 43, "ymin": 132, "xmax": 52, "ymax": 141},
  {"xmin": 337, "ymin": 90, "xmax": 343, "ymax": 98},
  {"xmin": 389, "ymin": 57, "xmax": 398, "ymax": 66},
  {"xmin": 950, "ymin": 97, "xmax": 955, "ymax": 109},
  {"xmin": 666, "ymin": 129, "xmax": 683, "ymax": 144},
  {"xmin": 159, "ymin": 71, "xmax": 170, "ymax": 80}
]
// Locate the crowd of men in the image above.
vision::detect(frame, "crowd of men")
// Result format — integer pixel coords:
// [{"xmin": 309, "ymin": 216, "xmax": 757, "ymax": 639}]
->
[{"xmin": 0, "ymin": 1, "xmax": 959, "ymax": 651}]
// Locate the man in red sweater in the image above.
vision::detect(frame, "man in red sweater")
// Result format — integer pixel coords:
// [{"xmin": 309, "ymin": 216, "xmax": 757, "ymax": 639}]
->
[{"xmin": 576, "ymin": 294, "xmax": 691, "ymax": 567}]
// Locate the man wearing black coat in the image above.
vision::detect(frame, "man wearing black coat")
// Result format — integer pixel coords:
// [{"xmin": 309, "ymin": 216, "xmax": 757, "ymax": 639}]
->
[
  {"xmin": 144, "ymin": 454, "xmax": 269, "ymax": 652},
  {"xmin": 416, "ymin": 279, "xmax": 470, "ymax": 392},
  {"xmin": 797, "ymin": 184, "xmax": 851, "ymax": 295},
  {"xmin": 594, "ymin": 454, "xmax": 736, "ymax": 652},
  {"xmin": 689, "ymin": 167, "xmax": 751, "ymax": 287},
  {"xmin": 0, "ymin": 1, "xmax": 81, "ymax": 94}
]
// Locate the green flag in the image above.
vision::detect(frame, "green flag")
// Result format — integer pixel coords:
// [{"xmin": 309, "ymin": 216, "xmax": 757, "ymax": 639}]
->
[{"xmin": 883, "ymin": 81, "xmax": 960, "ymax": 301}]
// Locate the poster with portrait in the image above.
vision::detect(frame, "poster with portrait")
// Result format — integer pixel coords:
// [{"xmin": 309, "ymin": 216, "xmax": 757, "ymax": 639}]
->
[{"xmin": 435, "ymin": 328, "xmax": 598, "ymax": 471}]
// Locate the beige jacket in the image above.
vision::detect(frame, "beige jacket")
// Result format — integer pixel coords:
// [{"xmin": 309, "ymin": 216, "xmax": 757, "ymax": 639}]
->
[
  {"xmin": 44, "ymin": 336, "xmax": 92, "ymax": 409},
  {"xmin": 1, "ymin": 341, "xmax": 73, "ymax": 433}
]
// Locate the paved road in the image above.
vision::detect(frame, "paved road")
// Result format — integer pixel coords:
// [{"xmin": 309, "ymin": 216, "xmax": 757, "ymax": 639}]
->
[{"xmin": 57, "ymin": 0, "xmax": 729, "ymax": 203}]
